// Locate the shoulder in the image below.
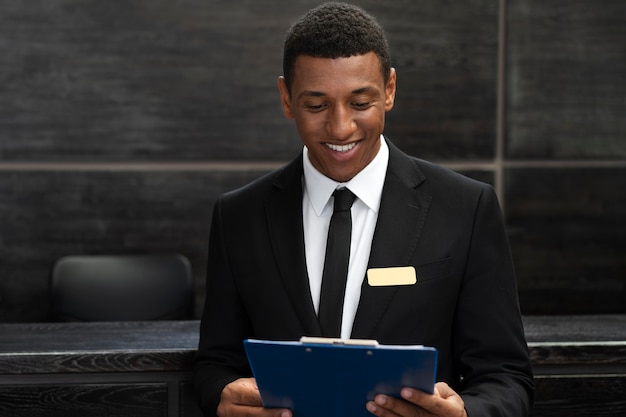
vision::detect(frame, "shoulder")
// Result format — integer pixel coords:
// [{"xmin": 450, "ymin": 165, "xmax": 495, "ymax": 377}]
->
[
  {"xmin": 386, "ymin": 138, "xmax": 491, "ymax": 195},
  {"xmin": 220, "ymin": 153, "xmax": 303, "ymax": 205},
  {"xmin": 415, "ymin": 158, "xmax": 489, "ymax": 193}
]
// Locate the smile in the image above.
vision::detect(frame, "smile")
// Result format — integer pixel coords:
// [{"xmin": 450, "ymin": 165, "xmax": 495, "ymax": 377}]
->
[{"xmin": 326, "ymin": 142, "xmax": 357, "ymax": 152}]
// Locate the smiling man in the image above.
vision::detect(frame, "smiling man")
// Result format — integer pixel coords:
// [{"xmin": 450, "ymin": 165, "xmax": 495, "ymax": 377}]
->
[
  {"xmin": 277, "ymin": 51, "xmax": 395, "ymax": 183},
  {"xmin": 193, "ymin": 3, "xmax": 534, "ymax": 417}
]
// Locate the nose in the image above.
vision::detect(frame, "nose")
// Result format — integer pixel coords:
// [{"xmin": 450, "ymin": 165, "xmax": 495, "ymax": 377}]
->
[{"xmin": 326, "ymin": 103, "xmax": 357, "ymax": 141}]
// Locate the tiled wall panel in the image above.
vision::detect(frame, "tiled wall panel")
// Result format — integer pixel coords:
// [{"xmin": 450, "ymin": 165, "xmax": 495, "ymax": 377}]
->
[
  {"xmin": 0, "ymin": 0, "xmax": 498, "ymax": 162},
  {"xmin": 506, "ymin": 167, "xmax": 626, "ymax": 314},
  {"xmin": 0, "ymin": 0, "xmax": 297, "ymax": 162},
  {"xmin": 371, "ymin": 0, "xmax": 499, "ymax": 160},
  {"xmin": 507, "ymin": 0, "xmax": 626, "ymax": 159}
]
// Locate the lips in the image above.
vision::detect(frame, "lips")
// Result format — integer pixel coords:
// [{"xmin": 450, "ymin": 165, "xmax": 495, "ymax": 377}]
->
[{"xmin": 325, "ymin": 142, "xmax": 357, "ymax": 152}]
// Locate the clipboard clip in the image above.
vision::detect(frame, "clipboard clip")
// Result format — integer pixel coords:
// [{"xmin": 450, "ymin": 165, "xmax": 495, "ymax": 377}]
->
[{"xmin": 300, "ymin": 336, "xmax": 379, "ymax": 346}]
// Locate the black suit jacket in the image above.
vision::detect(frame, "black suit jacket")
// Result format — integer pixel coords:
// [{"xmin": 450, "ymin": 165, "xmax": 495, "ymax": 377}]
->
[{"xmin": 194, "ymin": 140, "xmax": 534, "ymax": 416}]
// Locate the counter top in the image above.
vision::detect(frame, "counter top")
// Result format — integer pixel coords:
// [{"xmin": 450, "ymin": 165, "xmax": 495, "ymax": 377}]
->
[{"xmin": 1, "ymin": 315, "xmax": 625, "ymax": 375}]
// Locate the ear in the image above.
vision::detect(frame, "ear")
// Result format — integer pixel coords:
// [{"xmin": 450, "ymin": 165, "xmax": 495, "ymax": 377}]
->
[
  {"xmin": 384, "ymin": 68, "xmax": 397, "ymax": 112},
  {"xmin": 277, "ymin": 76, "xmax": 294, "ymax": 119}
]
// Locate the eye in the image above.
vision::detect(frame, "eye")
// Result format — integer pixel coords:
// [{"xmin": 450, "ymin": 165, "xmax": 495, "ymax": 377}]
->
[
  {"xmin": 305, "ymin": 103, "xmax": 327, "ymax": 112},
  {"xmin": 352, "ymin": 101, "xmax": 371, "ymax": 109}
]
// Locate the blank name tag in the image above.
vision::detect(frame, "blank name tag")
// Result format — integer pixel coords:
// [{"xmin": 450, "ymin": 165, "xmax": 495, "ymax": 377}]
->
[{"xmin": 367, "ymin": 266, "xmax": 417, "ymax": 286}]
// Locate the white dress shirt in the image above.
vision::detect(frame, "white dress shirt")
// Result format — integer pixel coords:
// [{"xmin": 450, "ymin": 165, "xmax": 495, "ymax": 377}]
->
[{"xmin": 302, "ymin": 135, "xmax": 389, "ymax": 338}]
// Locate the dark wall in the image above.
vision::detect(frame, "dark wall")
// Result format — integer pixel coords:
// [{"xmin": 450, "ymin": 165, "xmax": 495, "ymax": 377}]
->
[
  {"xmin": 505, "ymin": 0, "xmax": 626, "ymax": 313},
  {"xmin": 1, "ymin": 0, "xmax": 624, "ymax": 321}
]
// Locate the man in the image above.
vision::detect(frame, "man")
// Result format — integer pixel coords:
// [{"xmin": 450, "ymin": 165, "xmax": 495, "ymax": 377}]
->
[{"xmin": 194, "ymin": 2, "xmax": 534, "ymax": 417}]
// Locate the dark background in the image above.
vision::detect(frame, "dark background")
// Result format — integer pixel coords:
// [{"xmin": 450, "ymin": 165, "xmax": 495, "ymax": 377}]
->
[{"xmin": 1, "ymin": 0, "xmax": 624, "ymax": 322}]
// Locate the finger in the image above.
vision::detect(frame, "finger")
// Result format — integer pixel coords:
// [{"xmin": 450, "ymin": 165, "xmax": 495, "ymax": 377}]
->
[
  {"xmin": 222, "ymin": 378, "xmax": 263, "ymax": 407},
  {"xmin": 401, "ymin": 388, "xmax": 440, "ymax": 414},
  {"xmin": 366, "ymin": 394, "xmax": 422, "ymax": 417},
  {"xmin": 219, "ymin": 402, "xmax": 291, "ymax": 417},
  {"xmin": 219, "ymin": 378, "xmax": 292, "ymax": 417},
  {"xmin": 433, "ymin": 382, "xmax": 457, "ymax": 400},
  {"xmin": 400, "ymin": 384, "xmax": 465, "ymax": 417}
]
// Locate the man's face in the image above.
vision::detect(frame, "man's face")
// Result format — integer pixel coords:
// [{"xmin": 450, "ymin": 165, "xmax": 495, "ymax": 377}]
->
[{"xmin": 278, "ymin": 52, "xmax": 396, "ymax": 183}]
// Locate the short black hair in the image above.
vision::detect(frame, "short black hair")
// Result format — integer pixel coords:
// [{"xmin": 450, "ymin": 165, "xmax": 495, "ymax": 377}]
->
[{"xmin": 282, "ymin": 2, "xmax": 391, "ymax": 94}]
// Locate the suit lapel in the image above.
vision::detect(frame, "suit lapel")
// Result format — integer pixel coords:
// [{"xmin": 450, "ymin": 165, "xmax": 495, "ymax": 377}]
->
[
  {"xmin": 351, "ymin": 141, "xmax": 432, "ymax": 339},
  {"xmin": 265, "ymin": 155, "xmax": 322, "ymax": 336}
]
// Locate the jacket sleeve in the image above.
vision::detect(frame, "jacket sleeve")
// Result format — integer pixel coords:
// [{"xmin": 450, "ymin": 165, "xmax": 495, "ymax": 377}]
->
[
  {"xmin": 193, "ymin": 196, "xmax": 253, "ymax": 416},
  {"xmin": 455, "ymin": 185, "xmax": 535, "ymax": 416}
]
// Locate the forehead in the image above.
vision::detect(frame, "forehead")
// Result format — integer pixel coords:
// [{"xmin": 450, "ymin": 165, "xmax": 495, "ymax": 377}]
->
[{"xmin": 290, "ymin": 52, "xmax": 385, "ymax": 94}]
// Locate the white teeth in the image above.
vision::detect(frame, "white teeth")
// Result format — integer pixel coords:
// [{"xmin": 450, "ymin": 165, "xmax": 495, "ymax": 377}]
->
[{"xmin": 326, "ymin": 142, "xmax": 356, "ymax": 152}]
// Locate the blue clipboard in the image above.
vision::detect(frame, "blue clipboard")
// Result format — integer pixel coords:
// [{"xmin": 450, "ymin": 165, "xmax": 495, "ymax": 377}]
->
[{"xmin": 244, "ymin": 337, "xmax": 438, "ymax": 417}]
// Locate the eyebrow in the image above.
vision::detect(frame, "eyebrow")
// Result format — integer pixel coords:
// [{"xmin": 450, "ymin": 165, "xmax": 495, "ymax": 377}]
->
[
  {"xmin": 351, "ymin": 86, "xmax": 378, "ymax": 95},
  {"xmin": 298, "ymin": 86, "xmax": 379, "ymax": 99},
  {"xmin": 299, "ymin": 91, "xmax": 326, "ymax": 98}
]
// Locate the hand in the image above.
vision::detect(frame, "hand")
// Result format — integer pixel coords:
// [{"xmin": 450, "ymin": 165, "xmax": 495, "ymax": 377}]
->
[
  {"xmin": 366, "ymin": 382, "xmax": 467, "ymax": 417},
  {"xmin": 217, "ymin": 377, "xmax": 292, "ymax": 417}
]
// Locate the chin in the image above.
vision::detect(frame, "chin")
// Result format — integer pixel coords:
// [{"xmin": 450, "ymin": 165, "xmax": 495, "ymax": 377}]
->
[{"xmin": 330, "ymin": 171, "xmax": 356, "ymax": 183}]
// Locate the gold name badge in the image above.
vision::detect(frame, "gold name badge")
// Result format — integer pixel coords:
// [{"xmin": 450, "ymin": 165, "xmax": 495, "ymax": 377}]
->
[{"xmin": 367, "ymin": 266, "xmax": 417, "ymax": 286}]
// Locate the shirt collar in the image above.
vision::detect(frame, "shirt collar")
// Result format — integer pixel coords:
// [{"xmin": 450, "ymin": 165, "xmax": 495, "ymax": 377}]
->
[{"xmin": 303, "ymin": 135, "xmax": 389, "ymax": 216}]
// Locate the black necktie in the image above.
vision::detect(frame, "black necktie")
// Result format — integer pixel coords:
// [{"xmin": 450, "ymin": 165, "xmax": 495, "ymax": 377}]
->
[{"xmin": 318, "ymin": 188, "xmax": 356, "ymax": 337}]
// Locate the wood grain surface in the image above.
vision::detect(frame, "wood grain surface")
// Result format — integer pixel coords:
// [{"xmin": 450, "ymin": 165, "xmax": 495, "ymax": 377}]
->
[
  {"xmin": 507, "ymin": 0, "xmax": 626, "ymax": 158},
  {"xmin": 0, "ymin": 318, "xmax": 624, "ymax": 417}
]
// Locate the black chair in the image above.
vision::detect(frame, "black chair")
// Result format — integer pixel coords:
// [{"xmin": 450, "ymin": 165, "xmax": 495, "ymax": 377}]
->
[{"xmin": 50, "ymin": 254, "xmax": 193, "ymax": 321}]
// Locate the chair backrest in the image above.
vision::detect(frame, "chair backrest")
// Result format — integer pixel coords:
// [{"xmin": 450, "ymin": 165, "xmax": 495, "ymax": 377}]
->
[{"xmin": 50, "ymin": 254, "xmax": 193, "ymax": 321}]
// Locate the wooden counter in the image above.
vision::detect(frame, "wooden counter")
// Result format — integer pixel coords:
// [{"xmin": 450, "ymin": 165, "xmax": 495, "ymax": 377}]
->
[
  {"xmin": 1, "ymin": 316, "xmax": 625, "ymax": 417},
  {"xmin": 524, "ymin": 315, "xmax": 626, "ymax": 417},
  {"xmin": 0, "ymin": 320, "xmax": 201, "ymax": 417}
]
